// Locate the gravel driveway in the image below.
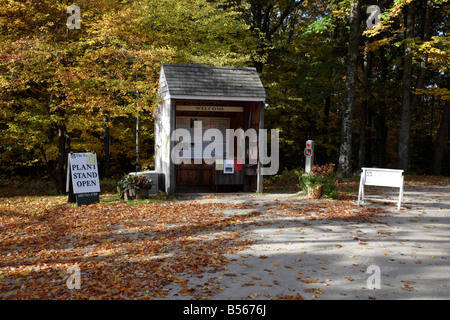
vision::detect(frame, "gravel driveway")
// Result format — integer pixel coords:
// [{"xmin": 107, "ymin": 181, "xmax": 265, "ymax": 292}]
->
[{"xmin": 163, "ymin": 181, "xmax": 450, "ymax": 300}]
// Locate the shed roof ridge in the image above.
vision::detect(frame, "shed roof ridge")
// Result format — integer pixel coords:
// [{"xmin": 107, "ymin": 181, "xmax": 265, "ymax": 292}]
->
[{"xmin": 161, "ymin": 62, "xmax": 257, "ymax": 71}]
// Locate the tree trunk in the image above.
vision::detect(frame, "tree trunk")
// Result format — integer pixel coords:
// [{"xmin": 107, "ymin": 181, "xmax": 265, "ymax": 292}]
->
[
  {"xmin": 338, "ymin": 2, "xmax": 362, "ymax": 177},
  {"xmin": 136, "ymin": 114, "xmax": 140, "ymax": 173},
  {"xmin": 412, "ymin": 0, "xmax": 431, "ymax": 110},
  {"xmin": 398, "ymin": 2, "xmax": 416, "ymax": 172},
  {"xmin": 374, "ymin": 45, "xmax": 389, "ymax": 168},
  {"xmin": 324, "ymin": 96, "xmax": 331, "ymax": 117},
  {"xmin": 55, "ymin": 124, "xmax": 68, "ymax": 194},
  {"xmin": 374, "ymin": 112, "xmax": 388, "ymax": 167},
  {"xmin": 431, "ymin": 101, "xmax": 450, "ymax": 175},
  {"xmin": 248, "ymin": 1, "xmax": 303, "ymax": 73},
  {"xmin": 103, "ymin": 114, "xmax": 110, "ymax": 178},
  {"xmin": 359, "ymin": 41, "xmax": 372, "ymax": 169}
]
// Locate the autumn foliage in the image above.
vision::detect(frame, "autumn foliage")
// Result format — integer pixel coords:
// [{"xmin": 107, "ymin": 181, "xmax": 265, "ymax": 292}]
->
[{"xmin": 0, "ymin": 195, "xmax": 261, "ymax": 299}]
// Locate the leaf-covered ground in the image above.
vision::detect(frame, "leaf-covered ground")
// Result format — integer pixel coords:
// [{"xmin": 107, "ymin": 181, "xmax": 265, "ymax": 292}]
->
[
  {"xmin": 0, "ymin": 194, "xmax": 262, "ymax": 299},
  {"xmin": 1, "ymin": 175, "xmax": 448, "ymax": 300}
]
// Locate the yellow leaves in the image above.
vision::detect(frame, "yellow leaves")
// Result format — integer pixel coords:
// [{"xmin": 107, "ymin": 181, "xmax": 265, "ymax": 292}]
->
[
  {"xmin": 415, "ymin": 87, "xmax": 450, "ymax": 100},
  {"xmin": 305, "ymin": 288, "xmax": 324, "ymax": 295}
]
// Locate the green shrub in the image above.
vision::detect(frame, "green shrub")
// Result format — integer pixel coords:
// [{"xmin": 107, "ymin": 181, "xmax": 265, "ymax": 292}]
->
[
  {"xmin": 267, "ymin": 167, "xmax": 303, "ymax": 183},
  {"xmin": 299, "ymin": 164, "xmax": 340, "ymax": 199},
  {"xmin": 117, "ymin": 174, "xmax": 154, "ymax": 199}
]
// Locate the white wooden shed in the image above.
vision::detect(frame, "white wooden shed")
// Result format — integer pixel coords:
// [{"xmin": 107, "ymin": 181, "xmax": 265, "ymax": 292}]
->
[{"xmin": 155, "ymin": 63, "xmax": 266, "ymax": 193}]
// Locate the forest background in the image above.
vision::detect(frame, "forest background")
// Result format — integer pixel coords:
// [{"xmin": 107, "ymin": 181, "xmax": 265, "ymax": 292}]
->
[{"xmin": 0, "ymin": 0, "xmax": 448, "ymax": 193}]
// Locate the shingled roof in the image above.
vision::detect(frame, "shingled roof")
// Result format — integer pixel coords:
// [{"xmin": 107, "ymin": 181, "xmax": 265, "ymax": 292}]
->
[{"xmin": 159, "ymin": 63, "xmax": 266, "ymax": 101}]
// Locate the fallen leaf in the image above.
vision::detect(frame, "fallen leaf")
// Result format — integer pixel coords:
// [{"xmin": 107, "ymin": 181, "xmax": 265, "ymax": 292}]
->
[
  {"xmin": 275, "ymin": 293, "xmax": 304, "ymax": 300},
  {"xmin": 305, "ymin": 288, "xmax": 324, "ymax": 294},
  {"xmin": 344, "ymin": 276, "xmax": 354, "ymax": 281},
  {"xmin": 247, "ymin": 292, "xmax": 259, "ymax": 299},
  {"xmin": 284, "ymin": 265, "xmax": 295, "ymax": 270},
  {"xmin": 297, "ymin": 277, "xmax": 318, "ymax": 284},
  {"xmin": 401, "ymin": 285, "xmax": 417, "ymax": 292}
]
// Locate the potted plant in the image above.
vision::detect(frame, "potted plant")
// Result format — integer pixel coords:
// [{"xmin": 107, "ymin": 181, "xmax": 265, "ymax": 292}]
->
[
  {"xmin": 117, "ymin": 174, "xmax": 154, "ymax": 200},
  {"xmin": 300, "ymin": 172, "xmax": 325, "ymax": 199},
  {"xmin": 299, "ymin": 164, "xmax": 339, "ymax": 199}
]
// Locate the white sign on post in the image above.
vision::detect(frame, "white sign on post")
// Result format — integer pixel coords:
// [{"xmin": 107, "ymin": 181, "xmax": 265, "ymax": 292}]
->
[
  {"xmin": 357, "ymin": 167, "xmax": 404, "ymax": 210},
  {"xmin": 223, "ymin": 159, "xmax": 234, "ymax": 174},
  {"xmin": 69, "ymin": 153, "xmax": 100, "ymax": 194}
]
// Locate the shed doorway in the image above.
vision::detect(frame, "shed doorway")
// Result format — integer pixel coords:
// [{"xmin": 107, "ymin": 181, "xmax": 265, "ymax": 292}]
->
[
  {"xmin": 175, "ymin": 115, "xmax": 230, "ymax": 191},
  {"xmin": 155, "ymin": 63, "xmax": 266, "ymax": 194}
]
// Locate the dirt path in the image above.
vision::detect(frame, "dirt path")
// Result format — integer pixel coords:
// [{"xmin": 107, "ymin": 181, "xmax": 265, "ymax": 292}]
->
[{"xmin": 162, "ymin": 182, "xmax": 450, "ymax": 300}]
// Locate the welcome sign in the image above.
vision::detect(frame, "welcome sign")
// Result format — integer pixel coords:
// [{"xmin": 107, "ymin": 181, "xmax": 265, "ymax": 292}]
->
[
  {"xmin": 68, "ymin": 152, "xmax": 100, "ymax": 206},
  {"xmin": 176, "ymin": 105, "xmax": 243, "ymax": 112}
]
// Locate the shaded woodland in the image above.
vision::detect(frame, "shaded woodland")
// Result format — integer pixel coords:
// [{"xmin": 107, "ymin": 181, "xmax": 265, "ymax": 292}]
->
[{"xmin": 1, "ymin": 0, "xmax": 448, "ymax": 192}]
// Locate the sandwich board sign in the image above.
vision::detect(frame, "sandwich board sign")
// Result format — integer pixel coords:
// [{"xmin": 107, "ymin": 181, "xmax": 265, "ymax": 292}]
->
[
  {"xmin": 67, "ymin": 152, "xmax": 100, "ymax": 206},
  {"xmin": 357, "ymin": 167, "xmax": 404, "ymax": 210}
]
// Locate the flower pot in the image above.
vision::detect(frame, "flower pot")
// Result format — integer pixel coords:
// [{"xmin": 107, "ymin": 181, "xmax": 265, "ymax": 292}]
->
[
  {"xmin": 124, "ymin": 188, "xmax": 149, "ymax": 200},
  {"xmin": 307, "ymin": 185, "xmax": 323, "ymax": 199},
  {"xmin": 135, "ymin": 188, "xmax": 149, "ymax": 199},
  {"xmin": 123, "ymin": 189, "xmax": 136, "ymax": 201}
]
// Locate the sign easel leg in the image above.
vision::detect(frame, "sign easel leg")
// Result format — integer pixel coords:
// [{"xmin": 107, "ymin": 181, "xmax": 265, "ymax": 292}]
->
[{"xmin": 357, "ymin": 176, "xmax": 364, "ymax": 206}]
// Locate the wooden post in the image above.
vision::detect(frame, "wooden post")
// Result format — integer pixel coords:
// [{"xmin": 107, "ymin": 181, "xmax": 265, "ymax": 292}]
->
[
  {"xmin": 257, "ymin": 102, "xmax": 264, "ymax": 193},
  {"xmin": 168, "ymin": 99, "xmax": 176, "ymax": 193}
]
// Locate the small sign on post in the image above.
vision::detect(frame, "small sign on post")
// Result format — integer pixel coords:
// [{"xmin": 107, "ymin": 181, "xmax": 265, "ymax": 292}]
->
[
  {"xmin": 304, "ymin": 140, "xmax": 314, "ymax": 174},
  {"xmin": 223, "ymin": 159, "xmax": 235, "ymax": 174},
  {"xmin": 67, "ymin": 152, "xmax": 100, "ymax": 206},
  {"xmin": 357, "ymin": 168, "xmax": 404, "ymax": 210}
]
